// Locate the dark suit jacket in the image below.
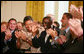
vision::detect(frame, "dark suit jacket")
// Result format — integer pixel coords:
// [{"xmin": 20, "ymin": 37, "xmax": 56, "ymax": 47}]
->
[
  {"xmin": 1, "ymin": 32, "xmax": 6, "ymax": 48},
  {"xmin": 58, "ymin": 29, "xmax": 73, "ymax": 52},
  {"xmin": 7, "ymin": 30, "xmax": 17, "ymax": 50},
  {"xmin": 63, "ymin": 21, "xmax": 83, "ymax": 53},
  {"xmin": 1, "ymin": 30, "xmax": 18, "ymax": 53},
  {"xmin": 32, "ymin": 30, "xmax": 63, "ymax": 53},
  {"xmin": 32, "ymin": 31, "xmax": 56, "ymax": 53},
  {"xmin": 63, "ymin": 38, "xmax": 83, "ymax": 53}
]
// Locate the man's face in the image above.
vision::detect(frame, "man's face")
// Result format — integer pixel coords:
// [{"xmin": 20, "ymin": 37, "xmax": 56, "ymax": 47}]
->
[
  {"xmin": 43, "ymin": 18, "xmax": 51, "ymax": 29},
  {"xmin": 8, "ymin": 20, "xmax": 17, "ymax": 31},
  {"xmin": 61, "ymin": 14, "xmax": 69, "ymax": 27},
  {"xmin": 25, "ymin": 20, "xmax": 33, "ymax": 32}
]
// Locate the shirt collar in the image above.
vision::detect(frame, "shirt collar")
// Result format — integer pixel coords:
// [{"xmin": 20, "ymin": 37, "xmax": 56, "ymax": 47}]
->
[
  {"xmin": 11, "ymin": 30, "xmax": 14, "ymax": 34},
  {"xmin": 65, "ymin": 27, "xmax": 70, "ymax": 33}
]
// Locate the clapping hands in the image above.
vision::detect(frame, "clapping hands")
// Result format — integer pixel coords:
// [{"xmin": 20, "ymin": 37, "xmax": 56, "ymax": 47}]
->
[
  {"xmin": 70, "ymin": 4, "xmax": 83, "ymax": 20},
  {"xmin": 69, "ymin": 19, "xmax": 83, "ymax": 37},
  {"xmin": 5, "ymin": 29, "xmax": 12, "ymax": 40},
  {"xmin": 30, "ymin": 22, "xmax": 39, "ymax": 36},
  {"xmin": 46, "ymin": 28, "xmax": 58, "ymax": 39},
  {"xmin": 15, "ymin": 30, "xmax": 27, "ymax": 41}
]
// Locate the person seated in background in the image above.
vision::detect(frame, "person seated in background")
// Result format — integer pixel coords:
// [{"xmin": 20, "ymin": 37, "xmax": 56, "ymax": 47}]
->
[
  {"xmin": 1, "ymin": 22, "xmax": 8, "ymax": 53},
  {"xmin": 1, "ymin": 22, "xmax": 8, "ymax": 33},
  {"xmin": 16, "ymin": 22, "xmax": 24, "ymax": 30}
]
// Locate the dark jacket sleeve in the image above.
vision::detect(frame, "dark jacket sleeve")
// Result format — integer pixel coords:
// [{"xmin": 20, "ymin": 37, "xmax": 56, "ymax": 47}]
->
[
  {"xmin": 1, "ymin": 32, "xmax": 6, "ymax": 48},
  {"xmin": 32, "ymin": 31, "xmax": 46, "ymax": 48},
  {"xmin": 32, "ymin": 36, "xmax": 40, "ymax": 48},
  {"xmin": 7, "ymin": 31, "xmax": 17, "ymax": 50}
]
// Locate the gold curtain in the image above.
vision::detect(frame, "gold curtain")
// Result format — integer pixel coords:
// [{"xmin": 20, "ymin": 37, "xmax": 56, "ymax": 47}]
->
[
  {"xmin": 26, "ymin": 1, "xmax": 44, "ymax": 22},
  {"xmin": 69, "ymin": 1, "xmax": 83, "ymax": 11}
]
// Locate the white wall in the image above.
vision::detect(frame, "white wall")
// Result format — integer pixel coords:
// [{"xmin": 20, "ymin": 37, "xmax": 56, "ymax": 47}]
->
[
  {"xmin": 44, "ymin": 1, "xmax": 55, "ymax": 17},
  {"xmin": 1, "ymin": 1, "xmax": 12, "ymax": 22},
  {"xmin": 1, "ymin": 1, "xmax": 69, "ymax": 27},
  {"xmin": 1, "ymin": 1, "xmax": 26, "ymax": 22},
  {"xmin": 55, "ymin": 1, "xmax": 59, "ymax": 21},
  {"xmin": 58, "ymin": 1, "xmax": 69, "ymax": 28}
]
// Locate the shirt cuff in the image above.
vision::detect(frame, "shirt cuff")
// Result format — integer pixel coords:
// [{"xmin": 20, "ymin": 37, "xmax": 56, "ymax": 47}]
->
[
  {"xmin": 32, "ymin": 35, "xmax": 37, "ymax": 39},
  {"xmin": 54, "ymin": 36, "xmax": 59, "ymax": 40}
]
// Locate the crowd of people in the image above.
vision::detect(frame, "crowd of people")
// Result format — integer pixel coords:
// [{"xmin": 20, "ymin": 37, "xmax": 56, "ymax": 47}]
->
[{"xmin": 1, "ymin": 4, "xmax": 83, "ymax": 53}]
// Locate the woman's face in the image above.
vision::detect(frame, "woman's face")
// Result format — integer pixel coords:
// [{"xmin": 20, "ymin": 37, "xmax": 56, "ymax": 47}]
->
[
  {"xmin": 17, "ymin": 23, "xmax": 23, "ymax": 30},
  {"xmin": 1, "ymin": 24, "xmax": 7, "ymax": 32}
]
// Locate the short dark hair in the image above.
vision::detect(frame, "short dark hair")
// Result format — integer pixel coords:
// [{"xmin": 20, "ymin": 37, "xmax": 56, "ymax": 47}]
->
[
  {"xmin": 64, "ymin": 13, "xmax": 73, "ymax": 19},
  {"xmin": 42, "ymin": 16, "xmax": 52, "ymax": 29},
  {"xmin": 8, "ymin": 18, "xmax": 17, "ymax": 23},
  {"xmin": 23, "ymin": 16, "xmax": 33, "ymax": 25},
  {"xmin": 54, "ymin": 21, "xmax": 60, "ymax": 28},
  {"xmin": 42, "ymin": 16, "xmax": 52, "ymax": 24}
]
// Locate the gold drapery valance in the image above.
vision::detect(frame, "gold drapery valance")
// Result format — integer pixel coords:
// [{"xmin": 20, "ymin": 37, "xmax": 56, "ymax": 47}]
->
[{"xmin": 26, "ymin": 1, "xmax": 44, "ymax": 22}]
